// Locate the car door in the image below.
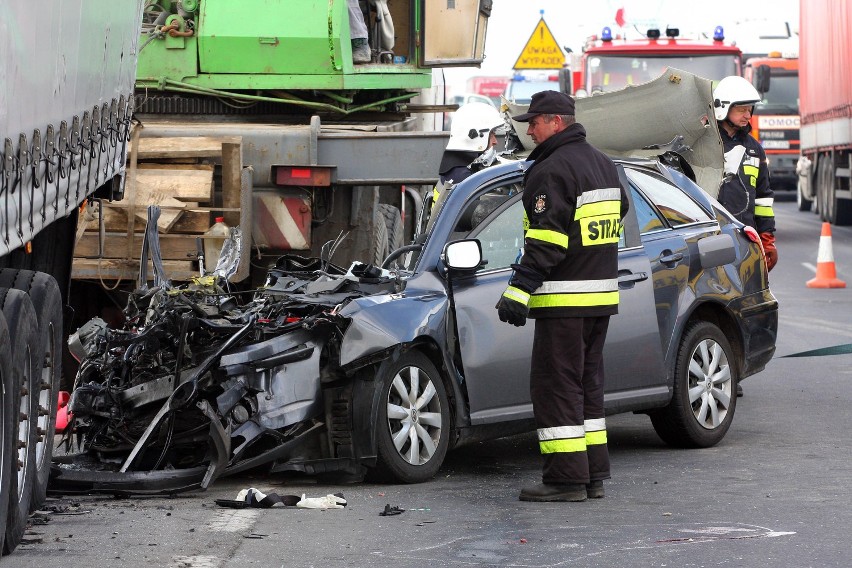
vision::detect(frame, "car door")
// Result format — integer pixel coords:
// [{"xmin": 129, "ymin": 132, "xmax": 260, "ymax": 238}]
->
[
  {"xmin": 449, "ymin": 172, "xmax": 665, "ymax": 425},
  {"xmin": 624, "ymin": 166, "xmax": 719, "ymax": 361}
]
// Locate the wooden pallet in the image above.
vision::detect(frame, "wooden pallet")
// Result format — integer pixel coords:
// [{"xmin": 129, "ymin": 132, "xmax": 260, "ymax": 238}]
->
[{"xmin": 72, "ymin": 133, "xmax": 252, "ymax": 283}]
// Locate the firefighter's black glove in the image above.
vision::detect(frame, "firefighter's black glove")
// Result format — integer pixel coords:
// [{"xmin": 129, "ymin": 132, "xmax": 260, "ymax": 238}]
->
[{"xmin": 496, "ymin": 286, "xmax": 530, "ymax": 327}]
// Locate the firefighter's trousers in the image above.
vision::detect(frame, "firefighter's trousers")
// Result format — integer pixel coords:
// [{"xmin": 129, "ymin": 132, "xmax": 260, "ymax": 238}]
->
[{"xmin": 530, "ymin": 316, "xmax": 611, "ymax": 485}]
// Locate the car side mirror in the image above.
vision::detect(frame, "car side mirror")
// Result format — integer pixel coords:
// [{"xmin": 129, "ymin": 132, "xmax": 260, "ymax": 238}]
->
[
  {"xmin": 442, "ymin": 239, "xmax": 482, "ymax": 272},
  {"xmin": 698, "ymin": 233, "xmax": 736, "ymax": 269}
]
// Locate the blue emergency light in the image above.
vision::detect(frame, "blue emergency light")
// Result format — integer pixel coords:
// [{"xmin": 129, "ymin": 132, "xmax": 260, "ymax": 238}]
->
[
  {"xmin": 601, "ymin": 26, "xmax": 613, "ymax": 41},
  {"xmin": 713, "ymin": 25, "xmax": 725, "ymax": 41}
]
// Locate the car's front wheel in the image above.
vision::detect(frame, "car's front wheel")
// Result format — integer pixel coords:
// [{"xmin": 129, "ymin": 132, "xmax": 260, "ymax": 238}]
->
[
  {"xmin": 651, "ymin": 321, "xmax": 738, "ymax": 448},
  {"xmin": 374, "ymin": 351, "xmax": 450, "ymax": 483}
]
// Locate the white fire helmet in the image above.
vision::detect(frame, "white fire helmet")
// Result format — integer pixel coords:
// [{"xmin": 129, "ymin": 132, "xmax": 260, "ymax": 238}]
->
[
  {"xmin": 447, "ymin": 102, "xmax": 506, "ymax": 152},
  {"xmin": 713, "ymin": 75, "xmax": 762, "ymax": 121}
]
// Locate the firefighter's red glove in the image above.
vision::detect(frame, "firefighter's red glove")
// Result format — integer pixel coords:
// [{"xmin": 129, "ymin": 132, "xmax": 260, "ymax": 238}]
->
[
  {"xmin": 496, "ymin": 286, "xmax": 529, "ymax": 327},
  {"xmin": 760, "ymin": 232, "xmax": 778, "ymax": 271}
]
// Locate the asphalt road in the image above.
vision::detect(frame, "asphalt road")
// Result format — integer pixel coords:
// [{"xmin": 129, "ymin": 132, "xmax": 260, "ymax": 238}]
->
[{"xmin": 6, "ymin": 200, "xmax": 852, "ymax": 568}]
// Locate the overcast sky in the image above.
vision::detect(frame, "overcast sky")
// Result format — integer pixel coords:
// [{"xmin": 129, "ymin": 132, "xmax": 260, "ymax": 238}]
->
[{"xmin": 443, "ymin": 0, "xmax": 800, "ymax": 92}]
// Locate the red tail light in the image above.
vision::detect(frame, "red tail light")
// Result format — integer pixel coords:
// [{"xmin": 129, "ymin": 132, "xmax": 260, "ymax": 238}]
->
[
  {"xmin": 742, "ymin": 226, "xmax": 760, "ymax": 242},
  {"xmin": 742, "ymin": 226, "xmax": 764, "ymax": 252}
]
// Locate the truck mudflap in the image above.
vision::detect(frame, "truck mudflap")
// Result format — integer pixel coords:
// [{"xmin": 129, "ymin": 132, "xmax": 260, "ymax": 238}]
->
[{"xmin": 51, "ymin": 256, "xmax": 405, "ymax": 495}]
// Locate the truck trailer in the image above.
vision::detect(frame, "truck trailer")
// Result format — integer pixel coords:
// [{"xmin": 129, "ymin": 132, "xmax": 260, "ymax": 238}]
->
[
  {"xmin": 796, "ymin": 0, "xmax": 852, "ymax": 223},
  {"xmin": 0, "ymin": 0, "xmax": 143, "ymax": 555}
]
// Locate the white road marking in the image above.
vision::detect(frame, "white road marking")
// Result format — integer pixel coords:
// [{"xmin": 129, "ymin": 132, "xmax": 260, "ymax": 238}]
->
[
  {"xmin": 802, "ymin": 262, "xmax": 816, "ymax": 273},
  {"xmin": 207, "ymin": 508, "xmax": 260, "ymax": 533},
  {"xmin": 171, "ymin": 555, "xmax": 220, "ymax": 568}
]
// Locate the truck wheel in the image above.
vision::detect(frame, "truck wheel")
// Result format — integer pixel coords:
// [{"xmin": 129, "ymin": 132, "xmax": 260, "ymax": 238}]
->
[
  {"xmin": 0, "ymin": 314, "xmax": 12, "ymax": 555},
  {"xmin": 818, "ymin": 156, "xmax": 834, "ymax": 223},
  {"xmin": 797, "ymin": 181, "xmax": 813, "ymax": 212},
  {"xmin": 0, "ymin": 289, "xmax": 40, "ymax": 554},
  {"xmin": 650, "ymin": 321, "xmax": 738, "ymax": 448},
  {"xmin": 0, "ymin": 270, "xmax": 62, "ymax": 512},
  {"xmin": 378, "ymin": 204, "xmax": 404, "ymax": 268},
  {"xmin": 371, "ymin": 209, "xmax": 389, "ymax": 266}
]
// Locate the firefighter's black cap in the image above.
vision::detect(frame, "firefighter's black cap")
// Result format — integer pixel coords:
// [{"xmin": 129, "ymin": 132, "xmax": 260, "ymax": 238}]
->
[{"xmin": 512, "ymin": 90, "xmax": 575, "ymax": 122}]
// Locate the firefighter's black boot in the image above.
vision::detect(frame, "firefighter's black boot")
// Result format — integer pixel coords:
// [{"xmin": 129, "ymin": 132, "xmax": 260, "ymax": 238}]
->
[
  {"xmin": 519, "ymin": 483, "xmax": 587, "ymax": 502},
  {"xmin": 586, "ymin": 480, "xmax": 604, "ymax": 499}
]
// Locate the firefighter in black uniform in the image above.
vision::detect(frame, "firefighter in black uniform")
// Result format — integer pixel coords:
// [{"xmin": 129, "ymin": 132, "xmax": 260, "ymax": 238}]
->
[
  {"xmin": 496, "ymin": 91, "xmax": 628, "ymax": 502},
  {"xmin": 714, "ymin": 75, "xmax": 777, "ymax": 398},
  {"xmin": 713, "ymin": 75, "xmax": 777, "ymax": 270}
]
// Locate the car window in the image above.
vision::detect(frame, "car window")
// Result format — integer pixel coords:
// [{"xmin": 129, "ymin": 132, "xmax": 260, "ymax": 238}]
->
[
  {"xmin": 625, "ymin": 168, "xmax": 712, "ymax": 227},
  {"xmin": 630, "ymin": 186, "xmax": 667, "ymax": 234},
  {"xmin": 468, "ymin": 192, "xmax": 524, "ymax": 272}
]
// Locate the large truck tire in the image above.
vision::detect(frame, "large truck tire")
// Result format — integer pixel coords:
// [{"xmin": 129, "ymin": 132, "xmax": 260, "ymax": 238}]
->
[
  {"xmin": 797, "ymin": 178, "xmax": 813, "ymax": 212},
  {"xmin": 378, "ymin": 204, "xmax": 404, "ymax": 267},
  {"xmin": 371, "ymin": 209, "xmax": 389, "ymax": 266},
  {"xmin": 0, "ymin": 313, "xmax": 12, "ymax": 555},
  {"xmin": 0, "ymin": 289, "xmax": 40, "ymax": 555},
  {"xmin": 0, "ymin": 270, "xmax": 63, "ymax": 512}
]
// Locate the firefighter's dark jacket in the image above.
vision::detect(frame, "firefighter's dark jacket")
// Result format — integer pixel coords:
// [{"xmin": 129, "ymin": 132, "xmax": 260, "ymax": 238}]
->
[
  {"xmin": 718, "ymin": 126, "xmax": 776, "ymax": 234},
  {"xmin": 509, "ymin": 123, "xmax": 629, "ymax": 318}
]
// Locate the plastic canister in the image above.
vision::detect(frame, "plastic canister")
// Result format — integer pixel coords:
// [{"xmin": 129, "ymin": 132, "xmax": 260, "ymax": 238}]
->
[{"xmin": 203, "ymin": 216, "xmax": 229, "ymax": 274}]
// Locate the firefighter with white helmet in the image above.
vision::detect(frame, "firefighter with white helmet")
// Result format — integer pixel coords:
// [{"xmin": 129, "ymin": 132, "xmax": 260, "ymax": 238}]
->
[
  {"xmin": 713, "ymin": 75, "xmax": 777, "ymax": 272},
  {"xmin": 432, "ymin": 102, "xmax": 506, "ymax": 206},
  {"xmin": 714, "ymin": 75, "xmax": 776, "ymax": 399}
]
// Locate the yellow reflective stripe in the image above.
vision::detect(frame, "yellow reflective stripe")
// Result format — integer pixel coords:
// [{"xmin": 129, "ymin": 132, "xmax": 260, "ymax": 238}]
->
[
  {"xmin": 523, "ymin": 210, "xmax": 530, "ymax": 232},
  {"xmin": 754, "ymin": 205, "xmax": 774, "ymax": 217},
  {"xmin": 529, "ymin": 290, "xmax": 619, "ymax": 308},
  {"xmin": 503, "ymin": 286, "xmax": 530, "ymax": 305},
  {"xmin": 580, "ymin": 215, "xmax": 622, "ymax": 246},
  {"xmin": 575, "ymin": 200, "xmax": 621, "ymax": 220},
  {"xmin": 540, "ymin": 438, "xmax": 586, "ymax": 454},
  {"xmin": 526, "ymin": 228, "xmax": 569, "ymax": 248},
  {"xmin": 743, "ymin": 165, "xmax": 760, "ymax": 187},
  {"xmin": 585, "ymin": 430, "xmax": 607, "ymax": 446}
]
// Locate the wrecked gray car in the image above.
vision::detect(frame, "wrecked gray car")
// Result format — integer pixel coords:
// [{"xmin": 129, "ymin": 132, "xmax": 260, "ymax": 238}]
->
[{"xmin": 52, "ymin": 70, "xmax": 777, "ymax": 494}]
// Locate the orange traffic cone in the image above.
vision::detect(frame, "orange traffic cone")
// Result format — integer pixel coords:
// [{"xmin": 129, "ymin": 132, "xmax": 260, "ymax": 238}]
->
[{"xmin": 806, "ymin": 222, "xmax": 846, "ymax": 288}]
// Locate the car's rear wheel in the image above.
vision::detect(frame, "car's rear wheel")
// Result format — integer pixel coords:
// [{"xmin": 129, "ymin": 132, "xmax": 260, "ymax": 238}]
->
[
  {"xmin": 374, "ymin": 351, "xmax": 450, "ymax": 483},
  {"xmin": 650, "ymin": 321, "xmax": 738, "ymax": 448}
]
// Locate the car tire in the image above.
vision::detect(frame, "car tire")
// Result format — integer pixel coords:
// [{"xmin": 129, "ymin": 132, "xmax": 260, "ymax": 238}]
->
[
  {"xmin": 0, "ymin": 313, "xmax": 13, "ymax": 555},
  {"xmin": 650, "ymin": 321, "xmax": 738, "ymax": 448},
  {"xmin": 0, "ymin": 270, "xmax": 63, "ymax": 512},
  {"xmin": 374, "ymin": 351, "xmax": 451, "ymax": 483},
  {"xmin": 1, "ymin": 289, "xmax": 40, "ymax": 554}
]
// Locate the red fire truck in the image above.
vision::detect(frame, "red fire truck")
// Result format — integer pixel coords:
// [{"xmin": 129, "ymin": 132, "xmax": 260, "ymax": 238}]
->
[{"xmin": 572, "ymin": 25, "xmax": 742, "ymax": 96}]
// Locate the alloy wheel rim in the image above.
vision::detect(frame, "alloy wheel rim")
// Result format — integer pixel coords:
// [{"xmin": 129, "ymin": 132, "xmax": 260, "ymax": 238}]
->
[
  {"xmin": 687, "ymin": 338, "xmax": 732, "ymax": 430},
  {"xmin": 386, "ymin": 365, "xmax": 443, "ymax": 466}
]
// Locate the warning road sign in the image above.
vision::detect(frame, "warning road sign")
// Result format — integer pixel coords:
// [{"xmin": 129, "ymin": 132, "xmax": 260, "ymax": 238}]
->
[{"xmin": 513, "ymin": 18, "xmax": 565, "ymax": 70}]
